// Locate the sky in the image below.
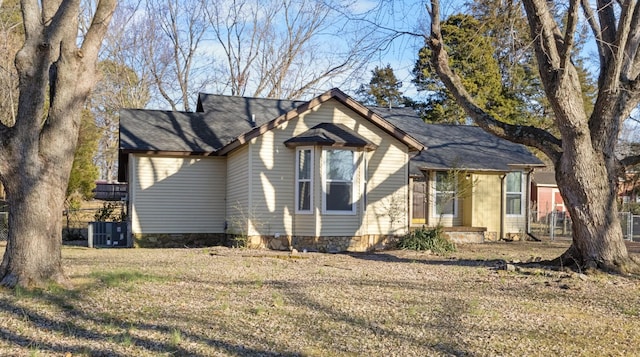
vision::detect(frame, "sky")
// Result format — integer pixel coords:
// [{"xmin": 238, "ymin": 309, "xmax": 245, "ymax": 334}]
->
[
  {"xmin": 340, "ymin": 1, "xmax": 471, "ymax": 100},
  {"xmin": 121, "ymin": 0, "xmax": 473, "ymax": 109}
]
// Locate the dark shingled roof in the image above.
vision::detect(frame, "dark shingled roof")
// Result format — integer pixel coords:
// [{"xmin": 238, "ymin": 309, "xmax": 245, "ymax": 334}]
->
[
  {"xmin": 119, "ymin": 92, "xmax": 544, "ymax": 177},
  {"xmin": 120, "ymin": 90, "xmax": 423, "ymax": 154},
  {"xmin": 284, "ymin": 123, "xmax": 377, "ymax": 150},
  {"xmin": 368, "ymin": 107, "xmax": 545, "ymax": 176},
  {"xmin": 119, "ymin": 109, "xmax": 246, "ymax": 153},
  {"xmin": 120, "ymin": 95, "xmax": 306, "ymax": 153},
  {"xmin": 197, "ymin": 93, "xmax": 306, "ymax": 124}
]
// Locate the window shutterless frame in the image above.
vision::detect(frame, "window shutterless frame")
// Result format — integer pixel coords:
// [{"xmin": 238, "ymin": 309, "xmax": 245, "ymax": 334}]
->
[
  {"xmin": 506, "ymin": 171, "xmax": 524, "ymax": 216},
  {"xmin": 322, "ymin": 148, "xmax": 356, "ymax": 215},
  {"xmin": 433, "ymin": 171, "xmax": 457, "ymax": 217},
  {"xmin": 295, "ymin": 147, "xmax": 313, "ymax": 214}
]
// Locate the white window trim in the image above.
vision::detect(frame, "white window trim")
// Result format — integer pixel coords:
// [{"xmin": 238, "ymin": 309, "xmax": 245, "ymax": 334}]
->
[
  {"xmin": 506, "ymin": 171, "xmax": 524, "ymax": 217},
  {"xmin": 295, "ymin": 147, "xmax": 314, "ymax": 214},
  {"xmin": 363, "ymin": 152, "xmax": 368, "ymax": 213},
  {"xmin": 432, "ymin": 171, "xmax": 458, "ymax": 218},
  {"xmin": 322, "ymin": 148, "xmax": 357, "ymax": 215}
]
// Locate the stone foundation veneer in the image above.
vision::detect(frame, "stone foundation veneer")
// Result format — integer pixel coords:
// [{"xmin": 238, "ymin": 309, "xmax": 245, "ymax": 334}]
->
[
  {"xmin": 132, "ymin": 233, "xmax": 227, "ymax": 248},
  {"xmin": 249, "ymin": 234, "xmax": 399, "ymax": 252},
  {"xmin": 132, "ymin": 232, "xmax": 398, "ymax": 252},
  {"xmin": 131, "ymin": 230, "xmax": 503, "ymax": 249}
]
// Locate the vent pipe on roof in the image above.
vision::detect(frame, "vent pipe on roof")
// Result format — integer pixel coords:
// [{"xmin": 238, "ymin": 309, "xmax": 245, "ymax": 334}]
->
[{"xmin": 250, "ymin": 114, "xmax": 256, "ymax": 126}]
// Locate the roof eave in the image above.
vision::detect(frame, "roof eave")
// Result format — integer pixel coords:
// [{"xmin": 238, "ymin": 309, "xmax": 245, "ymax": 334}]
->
[
  {"xmin": 284, "ymin": 141, "xmax": 378, "ymax": 151},
  {"xmin": 418, "ymin": 166, "xmax": 543, "ymax": 173},
  {"xmin": 120, "ymin": 149, "xmax": 219, "ymax": 157}
]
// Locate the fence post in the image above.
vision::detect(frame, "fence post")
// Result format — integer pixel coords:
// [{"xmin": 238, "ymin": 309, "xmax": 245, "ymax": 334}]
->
[
  {"xmin": 88, "ymin": 223, "xmax": 94, "ymax": 248},
  {"xmin": 549, "ymin": 211, "xmax": 555, "ymax": 241}
]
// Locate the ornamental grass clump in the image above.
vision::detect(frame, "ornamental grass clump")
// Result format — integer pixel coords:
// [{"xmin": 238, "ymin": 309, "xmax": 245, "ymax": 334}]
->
[{"xmin": 398, "ymin": 226, "xmax": 456, "ymax": 254}]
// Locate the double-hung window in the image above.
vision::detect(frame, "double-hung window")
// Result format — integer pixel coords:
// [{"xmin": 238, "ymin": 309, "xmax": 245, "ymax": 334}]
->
[
  {"xmin": 434, "ymin": 171, "xmax": 457, "ymax": 216},
  {"xmin": 506, "ymin": 171, "xmax": 523, "ymax": 215},
  {"xmin": 295, "ymin": 148, "xmax": 313, "ymax": 213},
  {"xmin": 323, "ymin": 149, "xmax": 355, "ymax": 214}
]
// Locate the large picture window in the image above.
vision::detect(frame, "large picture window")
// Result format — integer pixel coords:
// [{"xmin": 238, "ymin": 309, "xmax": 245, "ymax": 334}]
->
[
  {"xmin": 324, "ymin": 149, "xmax": 355, "ymax": 213},
  {"xmin": 506, "ymin": 171, "xmax": 523, "ymax": 215},
  {"xmin": 296, "ymin": 148, "xmax": 313, "ymax": 213},
  {"xmin": 434, "ymin": 171, "xmax": 457, "ymax": 216}
]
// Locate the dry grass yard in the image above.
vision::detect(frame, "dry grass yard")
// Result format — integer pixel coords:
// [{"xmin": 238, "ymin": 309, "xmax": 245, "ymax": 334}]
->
[{"xmin": 1, "ymin": 241, "xmax": 639, "ymax": 356}]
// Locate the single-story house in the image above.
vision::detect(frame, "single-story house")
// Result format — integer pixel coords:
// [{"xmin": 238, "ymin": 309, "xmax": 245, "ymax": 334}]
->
[
  {"xmin": 119, "ymin": 88, "xmax": 424, "ymax": 251},
  {"xmin": 118, "ymin": 88, "xmax": 544, "ymax": 250},
  {"xmin": 368, "ymin": 107, "xmax": 545, "ymax": 242}
]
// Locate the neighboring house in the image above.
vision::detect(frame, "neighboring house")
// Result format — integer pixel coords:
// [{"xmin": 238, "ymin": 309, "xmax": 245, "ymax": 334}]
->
[
  {"xmin": 530, "ymin": 169, "xmax": 565, "ymax": 221},
  {"xmin": 369, "ymin": 107, "xmax": 545, "ymax": 242},
  {"xmin": 619, "ymin": 172, "xmax": 640, "ymax": 205},
  {"xmin": 617, "ymin": 141, "xmax": 640, "ymax": 205},
  {"xmin": 119, "ymin": 88, "xmax": 424, "ymax": 251}
]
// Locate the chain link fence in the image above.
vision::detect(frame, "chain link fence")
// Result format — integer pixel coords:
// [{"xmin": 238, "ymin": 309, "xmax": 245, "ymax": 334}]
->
[
  {"xmin": 531, "ymin": 210, "xmax": 640, "ymax": 242},
  {"xmin": 529, "ymin": 210, "xmax": 572, "ymax": 241},
  {"xmin": 0, "ymin": 202, "xmax": 125, "ymax": 243},
  {"xmin": 618, "ymin": 212, "xmax": 640, "ymax": 242},
  {"xmin": 0, "ymin": 212, "xmax": 7, "ymax": 241}
]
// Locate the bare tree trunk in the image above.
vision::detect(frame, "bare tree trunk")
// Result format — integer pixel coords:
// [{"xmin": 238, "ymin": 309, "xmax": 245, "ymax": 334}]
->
[
  {"xmin": 556, "ymin": 143, "xmax": 633, "ymax": 272},
  {"xmin": 0, "ymin": 0, "xmax": 116, "ymax": 288},
  {"xmin": 0, "ymin": 172, "xmax": 69, "ymax": 287}
]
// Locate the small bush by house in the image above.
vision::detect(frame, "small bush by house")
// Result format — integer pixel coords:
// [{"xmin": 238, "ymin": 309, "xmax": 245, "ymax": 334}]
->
[{"xmin": 398, "ymin": 226, "xmax": 456, "ymax": 254}]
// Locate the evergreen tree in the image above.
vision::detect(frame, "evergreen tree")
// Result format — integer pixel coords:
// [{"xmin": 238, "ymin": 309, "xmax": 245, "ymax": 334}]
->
[
  {"xmin": 66, "ymin": 110, "xmax": 100, "ymax": 203},
  {"xmin": 357, "ymin": 64, "xmax": 404, "ymax": 107},
  {"xmin": 413, "ymin": 14, "xmax": 520, "ymax": 124},
  {"xmin": 466, "ymin": 0, "xmax": 596, "ymax": 131}
]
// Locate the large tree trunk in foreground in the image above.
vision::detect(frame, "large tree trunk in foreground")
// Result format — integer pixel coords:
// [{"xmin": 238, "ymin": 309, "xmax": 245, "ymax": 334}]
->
[
  {"xmin": 0, "ymin": 175, "xmax": 69, "ymax": 287},
  {"xmin": 556, "ymin": 143, "xmax": 634, "ymax": 272},
  {"xmin": 0, "ymin": 0, "xmax": 116, "ymax": 288}
]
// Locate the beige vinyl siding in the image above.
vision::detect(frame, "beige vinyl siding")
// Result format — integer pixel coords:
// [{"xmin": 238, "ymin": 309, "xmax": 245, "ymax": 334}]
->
[
  {"xmin": 364, "ymin": 138, "xmax": 409, "ymax": 236},
  {"xmin": 130, "ymin": 155, "xmax": 226, "ymax": 234},
  {"xmin": 247, "ymin": 98, "xmax": 410, "ymax": 237},
  {"xmin": 245, "ymin": 130, "xmax": 295, "ymax": 236},
  {"xmin": 505, "ymin": 216, "xmax": 527, "ymax": 234},
  {"xmin": 226, "ymin": 145, "xmax": 250, "ymax": 234}
]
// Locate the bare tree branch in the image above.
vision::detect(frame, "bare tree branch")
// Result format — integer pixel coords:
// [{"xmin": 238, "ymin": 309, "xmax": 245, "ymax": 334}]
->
[
  {"xmin": 207, "ymin": 0, "xmax": 375, "ymax": 99},
  {"xmin": 82, "ymin": 0, "xmax": 117, "ymax": 65},
  {"xmin": 622, "ymin": 2, "xmax": 640, "ymax": 80},
  {"xmin": 560, "ymin": 0, "xmax": 579, "ymax": 75},
  {"xmin": 581, "ymin": 0, "xmax": 605, "ymax": 69},
  {"xmin": 428, "ymin": 0, "xmax": 562, "ymax": 162}
]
